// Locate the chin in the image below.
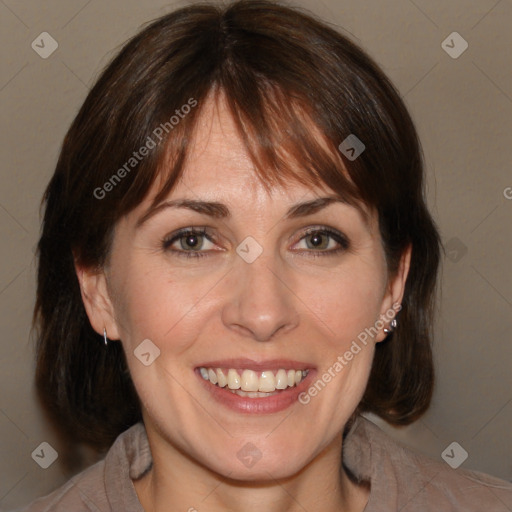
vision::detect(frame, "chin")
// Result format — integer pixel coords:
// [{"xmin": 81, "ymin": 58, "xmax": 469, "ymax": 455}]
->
[
  {"xmin": 217, "ymin": 459, "xmax": 305, "ymax": 483},
  {"xmin": 199, "ymin": 443, "xmax": 311, "ymax": 483}
]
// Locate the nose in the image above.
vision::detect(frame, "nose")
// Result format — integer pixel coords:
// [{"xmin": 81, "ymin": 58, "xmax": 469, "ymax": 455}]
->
[{"xmin": 221, "ymin": 253, "xmax": 300, "ymax": 342}]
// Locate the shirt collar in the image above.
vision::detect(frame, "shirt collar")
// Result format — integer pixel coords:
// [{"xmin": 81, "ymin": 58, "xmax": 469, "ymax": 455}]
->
[{"xmin": 104, "ymin": 415, "xmax": 387, "ymax": 510}]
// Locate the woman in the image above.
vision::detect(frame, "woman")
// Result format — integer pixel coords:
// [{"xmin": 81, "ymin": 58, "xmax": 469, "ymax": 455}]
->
[{"xmin": 20, "ymin": 0, "xmax": 512, "ymax": 510}]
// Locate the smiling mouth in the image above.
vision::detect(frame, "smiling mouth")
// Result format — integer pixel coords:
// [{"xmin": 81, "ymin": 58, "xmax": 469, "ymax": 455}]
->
[{"xmin": 198, "ymin": 367, "xmax": 310, "ymax": 398}]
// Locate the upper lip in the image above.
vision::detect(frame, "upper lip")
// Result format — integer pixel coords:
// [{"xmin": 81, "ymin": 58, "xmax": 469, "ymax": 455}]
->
[{"xmin": 195, "ymin": 358, "xmax": 314, "ymax": 371}]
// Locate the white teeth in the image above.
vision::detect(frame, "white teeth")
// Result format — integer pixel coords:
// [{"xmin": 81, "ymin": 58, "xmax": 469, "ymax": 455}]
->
[
  {"xmin": 241, "ymin": 369, "xmax": 259, "ymax": 391},
  {"xmin": 259, "ymin": 371, "xmax": 276, "ymax": 392},
  {"xmin": 230, "ymin": 389, "xmax": 280, "ymax": 398},
  {"xmin": 199, "ymin": 367, "xmax": 309, "ymax": 395},
  {"xmin": 227, "ymin": 369, "xmax": 241, "ymax": 390},
  {"xmin": 275, "ymin": 369, "xmax": 288, "ymax": 389},
  {"xmin": 208, "ymin": 369, "xmax": 218, "ymax": 385},
  {"xmin": 216, "ymin": 368, "xmax": 227, "ymax": 388}
]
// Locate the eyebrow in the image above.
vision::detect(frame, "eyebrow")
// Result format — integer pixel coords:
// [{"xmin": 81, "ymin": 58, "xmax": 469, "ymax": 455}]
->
[{"xmin": 136, "ymin": 195, "xmax": 364, "ymax": 228}]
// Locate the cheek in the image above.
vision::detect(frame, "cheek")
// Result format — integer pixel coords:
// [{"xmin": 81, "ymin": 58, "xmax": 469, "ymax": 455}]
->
[
  {"xmin": 110, "ymin": 255, "xmax": 224, "ymax": 357},
  {"xmin": 109, "ymin": 258, "xmax": 182, "ymax": 346},
  {"xmin": 298, "ymin": 264, "xmax": 386, "ymax": 342},
  {"xmin": 294, "ymin": 260, "xmax": 385, "ymax": 408}
]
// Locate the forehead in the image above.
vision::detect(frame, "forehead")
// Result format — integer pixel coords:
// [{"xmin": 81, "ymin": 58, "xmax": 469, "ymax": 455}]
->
[
  {"xmin": 180, "ymin": 94, "xmax": 263, "ymax": 193},
  {"xmin": 137, "ymin": 89, "xmax": 373, "ymax": 228},
  {"xmin": 159, "ymin": 93, "xmax": 342, "ymax": 204}
]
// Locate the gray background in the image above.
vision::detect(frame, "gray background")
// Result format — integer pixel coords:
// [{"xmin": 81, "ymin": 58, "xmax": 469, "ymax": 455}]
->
[{"xmin": 1, "ymin": 0, "xmax": 511, "ymax": 509}]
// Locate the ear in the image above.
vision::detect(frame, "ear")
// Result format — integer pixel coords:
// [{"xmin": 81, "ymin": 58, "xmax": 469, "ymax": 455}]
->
[
  {"xmin": 375, "ymin": 244, "xmax": 412, "ymax": 343},
  {"xmin": 75, "ymin": 262, "xmax": 121, "ymax": 341}
]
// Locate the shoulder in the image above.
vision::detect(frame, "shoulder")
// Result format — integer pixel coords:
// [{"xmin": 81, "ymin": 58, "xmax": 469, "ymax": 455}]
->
[
  {"xmin": 11, "ymin": 423, "xmax": 148, "ymax": 512},
  {"xmin": 345, "ymin": 416, "xmax": 512, "ymax": 511},
  {"xmin": 11, "ymin": 460, "xmax": 108, "ymax": 512}
]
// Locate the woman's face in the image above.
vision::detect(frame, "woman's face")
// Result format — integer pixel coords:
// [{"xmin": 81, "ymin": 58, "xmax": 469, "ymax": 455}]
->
[{"xmin": 80, "ymin": 95, "xmax": 408, "ymax": 480}]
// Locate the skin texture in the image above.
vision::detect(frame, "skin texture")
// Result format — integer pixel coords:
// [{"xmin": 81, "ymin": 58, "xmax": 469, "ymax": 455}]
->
[{"xmin": 77, "ymin": 94, "xmax": 410, "ymax": 512}]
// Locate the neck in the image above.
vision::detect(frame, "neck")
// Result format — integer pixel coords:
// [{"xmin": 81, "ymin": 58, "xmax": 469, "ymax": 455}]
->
[{"xmin": 134, "ymin": 429, "xmax": 369, "ymax": 512}]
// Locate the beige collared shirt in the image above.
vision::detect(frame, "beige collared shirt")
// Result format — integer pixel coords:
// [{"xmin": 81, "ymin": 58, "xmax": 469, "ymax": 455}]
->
[{"xmin": 14, "ymin": 416, "xmax": 512, "ymax": 511}]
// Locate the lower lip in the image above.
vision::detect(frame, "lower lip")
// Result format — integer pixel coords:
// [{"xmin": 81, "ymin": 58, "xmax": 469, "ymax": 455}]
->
[{"xmin": 195, "ymin": 370, "xmax": 316, "ymax": 414}]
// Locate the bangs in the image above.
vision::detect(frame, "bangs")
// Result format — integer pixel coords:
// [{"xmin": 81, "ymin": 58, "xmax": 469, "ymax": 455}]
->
[
  {"xmin": 146, "ymin": 83, "xmax": 368, "ymax": 222},
  {"xmin": 103, "ymin": 1, "xmax": 405, "ymax": 227}
]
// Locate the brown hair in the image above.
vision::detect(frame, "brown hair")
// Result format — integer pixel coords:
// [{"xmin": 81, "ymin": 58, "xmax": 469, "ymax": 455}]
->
[{"xmin": 34, "ymin": 0, "xmax": 440, "ymax": 449}]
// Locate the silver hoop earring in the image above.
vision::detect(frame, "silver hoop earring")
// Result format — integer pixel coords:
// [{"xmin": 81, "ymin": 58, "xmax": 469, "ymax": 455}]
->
[
  {"xmin": 103, "ymin": 328, "xmax": 108, "ymax": 346},
  {"xmin": 384, "ymin": 318, "xmax": 398, "ymax": 335}
]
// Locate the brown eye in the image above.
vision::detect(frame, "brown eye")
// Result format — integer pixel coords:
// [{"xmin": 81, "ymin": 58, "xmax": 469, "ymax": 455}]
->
[
  {"xmin": 293, "ymin": 227, "xmax": 349, "ymax": 254},
  {"xmin": 179, "ymin": 233, "xmax": 205, "ymax": 251},
  {"xmin": 305, "ymin": 232, "xmax": 331, "ymax": 250},
  {"xmin": 162, "ymin": 228, "xmax": 216, "ymax": 258}
]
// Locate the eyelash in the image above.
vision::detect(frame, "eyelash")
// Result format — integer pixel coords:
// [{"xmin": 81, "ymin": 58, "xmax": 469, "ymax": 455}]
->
[{"xmin": 161, "ymin": 226, "xmax": 350, "ymax": 259}]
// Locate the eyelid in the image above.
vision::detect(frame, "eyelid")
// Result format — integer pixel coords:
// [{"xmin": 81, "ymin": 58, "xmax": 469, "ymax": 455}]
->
[
  {"xmin": 162, "ymin": 226, "xmax": 217, "ymax": 251},
  {"xmin": 161, "ymin": 224, "xmax": 350, "ymax": 259},
  {"xmin": 291, "ymin": 225, "xmax": 350, "ymax": 251}
]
